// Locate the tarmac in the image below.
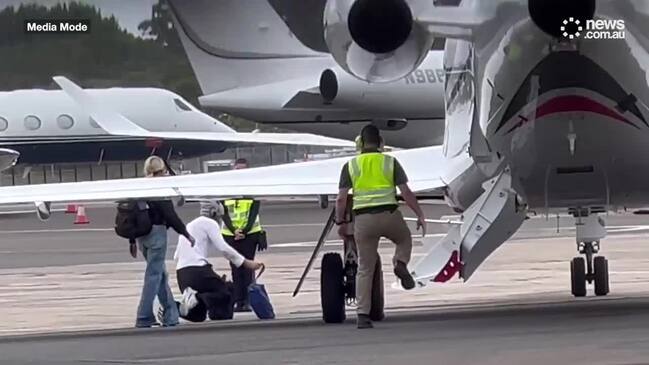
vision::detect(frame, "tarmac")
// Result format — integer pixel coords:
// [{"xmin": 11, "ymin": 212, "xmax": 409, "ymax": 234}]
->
[{"xmin": 2, "ymin": 202, "xmax": 649, "ymax": 364}]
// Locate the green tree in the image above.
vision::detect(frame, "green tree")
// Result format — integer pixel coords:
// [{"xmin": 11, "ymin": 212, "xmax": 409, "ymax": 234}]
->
[{"xmin": 0, "ymin": 2, "xmax": 200, "ymax": 103}]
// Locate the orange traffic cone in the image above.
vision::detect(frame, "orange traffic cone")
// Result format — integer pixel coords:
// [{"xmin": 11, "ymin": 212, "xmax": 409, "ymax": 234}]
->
[
  {"xmin": 65, "ymin": 204, "xmax": 78, "ymax": 214},
  {"xmin": 74, "ymin": 205, "xmax": 89, "ymax": 224}
]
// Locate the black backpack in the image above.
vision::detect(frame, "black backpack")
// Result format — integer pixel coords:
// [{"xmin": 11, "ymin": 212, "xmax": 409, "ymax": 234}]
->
[{"xmin": 115, "ymin": 201, "xmax": 152, "ymax": 243}]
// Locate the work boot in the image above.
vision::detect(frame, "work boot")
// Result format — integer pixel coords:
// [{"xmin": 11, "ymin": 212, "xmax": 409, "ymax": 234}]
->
[
  {"xmin": 394, "ymin": 261, "xmax": 415, "ymax": 290},
  {"xmin": 357, "ymin": 314, "xmax": 374, "ymax": 329}
]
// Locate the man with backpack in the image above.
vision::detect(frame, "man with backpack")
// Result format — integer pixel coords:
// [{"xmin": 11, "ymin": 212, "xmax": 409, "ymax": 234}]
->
[{"xmin": 170, "ymin": 200, "xmax": 264, "ymax": 322}]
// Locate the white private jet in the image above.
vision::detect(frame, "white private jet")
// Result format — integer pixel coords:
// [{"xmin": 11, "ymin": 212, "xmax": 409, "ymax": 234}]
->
[
  {"xmin": 0, "ymin": 0, "xmax": 646, "ymax": 321},
  {"xmin": 167, "ymin": 0, "xmax": 446, "ymax": 148},
  {"xmin": 0, "ymin": 77, "xmax": 353, "ymax": 170}
]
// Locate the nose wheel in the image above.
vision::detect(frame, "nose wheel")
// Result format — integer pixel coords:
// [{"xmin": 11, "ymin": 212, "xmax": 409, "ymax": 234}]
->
[{"xmin": 570, "ymin": 241, "xmax": 609, "ymax": 297}]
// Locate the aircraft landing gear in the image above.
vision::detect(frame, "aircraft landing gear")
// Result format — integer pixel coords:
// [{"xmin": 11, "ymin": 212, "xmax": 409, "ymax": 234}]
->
[
  {"xmin": 293, "ymin": 200, "xmax": 384, "ymax": 324},
  {"xmin": 570, "ymin": 212, "xmax": 609, "ymax": 297},
  {"xmin": 319, "ymin": 236, "xmax": 383, "ymax": 323}
]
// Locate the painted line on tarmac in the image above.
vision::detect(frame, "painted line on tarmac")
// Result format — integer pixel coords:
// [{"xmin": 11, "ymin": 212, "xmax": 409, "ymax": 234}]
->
[
  {"xmin": 0, "ymin": 225, "xmax": 326, "ymax": 234},
  {"xmin": 264, "ymin": 223, "xmax": 324, "ymax": 228},
  {"xmin": 270, "ymin": 233, "xmax": 447, "ymax": 248},
  {"xmin": 0, "ymin": 228, "xmax": 113, "ymax": 234}
]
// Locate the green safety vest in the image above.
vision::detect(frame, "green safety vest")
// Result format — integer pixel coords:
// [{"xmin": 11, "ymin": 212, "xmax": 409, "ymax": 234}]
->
[
  {"xmin": 222, "ymin": 199, "xmax": 262, "ymax": 236},
  {"xmin": 348, "ymin": 153, "xmax": 397, "ymax": 210}
]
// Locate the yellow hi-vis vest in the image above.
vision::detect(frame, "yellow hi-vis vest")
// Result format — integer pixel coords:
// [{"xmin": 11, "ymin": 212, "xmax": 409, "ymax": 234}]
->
[
  {"xmin": 222, "ymin": 199, "xmax": 262, "ymax": 236},
  {"xmin": 348, "ymin": 153, "xmax": 398, "ymax": 210}
]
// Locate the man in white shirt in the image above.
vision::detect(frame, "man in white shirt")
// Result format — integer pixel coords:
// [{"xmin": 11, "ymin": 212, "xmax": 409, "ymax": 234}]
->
[{"xmin": 171, "ymin": 200, "xmax": 263, "ymax": 322}]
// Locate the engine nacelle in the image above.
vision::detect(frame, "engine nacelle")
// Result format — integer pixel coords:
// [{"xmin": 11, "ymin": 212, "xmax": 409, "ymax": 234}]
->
[
  {"xmin": 0, "ymin": 148, "xmax": 19, "ymax": 172},
  {"xmin": 324, "ymin": 0, "xmax": 434, "ymax": 83},
  {"xmin": 319, "ymin": 67, "xmax": 444, "ymax": 116},
  {"xmin": 529, "ymin": 0, "xmax": 595, "ymax": 38}
]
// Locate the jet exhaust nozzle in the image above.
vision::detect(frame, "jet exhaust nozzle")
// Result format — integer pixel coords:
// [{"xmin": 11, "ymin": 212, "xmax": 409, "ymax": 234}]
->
[
  {"xmin": 324, "ymin": 0, "xmax": 434, "ymax": 83},
  {"xmin": 319, "ymin": 69, "xmax": 339, "ymax": 103},
  {"xmin": 529, "ymin": 0, "xmax": 596, "ymax": 38}
]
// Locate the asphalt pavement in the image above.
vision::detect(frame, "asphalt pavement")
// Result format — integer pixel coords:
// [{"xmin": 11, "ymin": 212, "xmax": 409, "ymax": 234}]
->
[
  {"xmin": 3, "ymin": 202, "xmax": 649, "ymax": 364},
  {"xmin": 1, "ymin": 297, "xmax": 649, "ymax": 365},
  {"xmin": 1, "ymin": 202, "xmax": 649, "ymax": 268}
]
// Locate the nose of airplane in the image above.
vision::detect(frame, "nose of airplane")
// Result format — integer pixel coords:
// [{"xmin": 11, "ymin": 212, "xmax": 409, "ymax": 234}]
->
[{"xmin": 528, "ymin": 0, "xmax": 596, "ymax": 38}]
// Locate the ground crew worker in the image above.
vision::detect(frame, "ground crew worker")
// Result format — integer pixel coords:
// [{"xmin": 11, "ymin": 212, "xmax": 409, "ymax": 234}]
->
[
  {"xmin": 221, "ymin": 158, "xmax": 268, "ymax": 312},
  {"xmin": 336, "ymin": 125, "xmax": 426, "ymax": 329}
]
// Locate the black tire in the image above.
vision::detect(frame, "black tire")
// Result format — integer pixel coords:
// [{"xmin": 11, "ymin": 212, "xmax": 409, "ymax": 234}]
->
[
  {"xmin": 594, "ymin": 256, "xmax": 609, "ymax": 296},
  {"xmin": 370, "ymin": 256, "xmax": 385, "ymax": 321},
  {"xmin": 321, "ymin": 253, "xmax": 346, "ymax": 323},
  {"xmin": 571, "ymin": 257, "xmax": 587, "ymax": 297}
]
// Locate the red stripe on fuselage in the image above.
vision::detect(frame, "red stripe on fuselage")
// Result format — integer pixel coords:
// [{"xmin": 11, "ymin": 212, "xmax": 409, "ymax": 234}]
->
[{"xmin": 507, "ymin": 95, "xmax": 638, "ymax": 133}]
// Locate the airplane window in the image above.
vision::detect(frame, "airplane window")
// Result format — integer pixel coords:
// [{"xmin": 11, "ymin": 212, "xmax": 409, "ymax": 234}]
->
[
  {"xmin": 174, "ymin": 98, "xmax": 192, "ymax": 111},
  {"xmin": 57, "ymin": 114, "xmax": 74, "ymax": 129},
  {"xmin": 89, "ymin": 117, "xmax": 101, "ymax": 128},
  {"xmin": 24, "ymin": 115, "xmax": 41, "ymax": 130},
  {"xmin": 0, "ymin": 117, "xmax": 7, "ymax": 131}
]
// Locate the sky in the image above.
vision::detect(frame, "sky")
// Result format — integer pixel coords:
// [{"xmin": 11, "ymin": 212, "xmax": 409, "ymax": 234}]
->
[{"xmin": 0, "ymin": 0, "xmax": 158, "ymax": 35}]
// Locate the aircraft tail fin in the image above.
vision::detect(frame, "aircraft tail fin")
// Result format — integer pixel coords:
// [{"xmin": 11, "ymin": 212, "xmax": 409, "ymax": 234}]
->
[{"xmin": 168, "ymin": 0, "xmax": 331, "ymax": 96}]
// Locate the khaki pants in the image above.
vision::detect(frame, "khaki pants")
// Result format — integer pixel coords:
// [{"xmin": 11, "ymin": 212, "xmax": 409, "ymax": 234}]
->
[{"xmin": 353, "ymin": 209, "xmax": 412, "ymax": 315}]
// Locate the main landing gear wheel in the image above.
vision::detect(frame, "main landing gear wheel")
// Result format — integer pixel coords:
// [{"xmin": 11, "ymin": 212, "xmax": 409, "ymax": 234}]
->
[
  {"xmin": 370, "ymin": 256, "xmax": 385, "ymax": 322},
  {"xmin": 321, "ymin": 253, "xmax": 346, "ymax": 323},
  {"xmin": 570, "ymin": 240, "xmax": 609, "ymax": 297},
  {"xmin": 593, "ymin": 256, "xmax": 609, "ymax": 296},
  {"xmin": 570, "ymin": 257, "xmax": 587, "ymax": 297}
]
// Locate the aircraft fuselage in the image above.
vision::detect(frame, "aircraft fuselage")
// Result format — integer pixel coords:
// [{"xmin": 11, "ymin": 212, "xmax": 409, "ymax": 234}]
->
[{"xmin": 443, "ymin": 0, "xmax": 649, "ymax": 211}]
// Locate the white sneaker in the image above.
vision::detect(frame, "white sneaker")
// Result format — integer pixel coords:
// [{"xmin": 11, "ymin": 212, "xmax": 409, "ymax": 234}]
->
[
  {"xmin": 154, "ymin": 299, "xmax": 165, "ymax": 324},
  {"xmin": 179, "ymin": 287, "xmax": 199, "ymax": 316}
]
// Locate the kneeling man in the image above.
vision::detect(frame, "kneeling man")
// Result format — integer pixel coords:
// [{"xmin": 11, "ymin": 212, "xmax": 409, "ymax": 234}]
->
[{"xmin": 173, "ymin": 200, "xmax": 264, "ymax": 322}]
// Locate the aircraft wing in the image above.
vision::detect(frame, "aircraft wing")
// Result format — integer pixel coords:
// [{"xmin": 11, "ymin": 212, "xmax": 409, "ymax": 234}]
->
[
  {"xmin": 0, "ymin": 146, "xmax": 446, "ymax": 205},
  {"xmin": 53, "ymin": 76, "xmax": 354, "ymax": 147},
  {"xmin": 136, "ymin": 131, "xmax": 354, "ymax": 146}
]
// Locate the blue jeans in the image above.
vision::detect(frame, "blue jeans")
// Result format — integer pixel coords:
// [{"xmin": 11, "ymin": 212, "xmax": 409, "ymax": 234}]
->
[{"xmin": 135, "ymin": 225, "xmax": 179, "ymax": 327}]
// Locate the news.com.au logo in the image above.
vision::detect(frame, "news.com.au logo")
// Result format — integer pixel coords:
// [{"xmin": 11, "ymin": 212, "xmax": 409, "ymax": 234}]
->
[{"xmin": 561, "ymin": 17, "xmax": 626, "ymax": 40}]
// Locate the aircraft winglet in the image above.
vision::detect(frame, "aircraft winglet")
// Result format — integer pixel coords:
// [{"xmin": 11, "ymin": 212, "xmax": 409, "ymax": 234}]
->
[
  {"xmin": 53, "ymin": 76, "xmax": 152, "ymax": 136},
  {"xmin": 53, "ymin": 76, "xmax": 354, "ymax": 147}
]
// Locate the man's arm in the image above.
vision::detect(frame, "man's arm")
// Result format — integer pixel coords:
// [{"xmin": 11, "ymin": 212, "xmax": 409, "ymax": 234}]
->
[
  {"xmin": 204, "ymin": 218, "xmax": 246, "ymax": 267},
  {"xmin": 399, "ymin": 183, "xmax": 426, "ymax": 236},
  {"xmin": 399, "ymin": 184, "xmax": 424, "ymax": 217},
  {"xmin": 156, "ymin": 200, "xmax": 191, "ymax": 239},
  {"xmin": 242, "ymin": 200, "xmax": 261, "ymax": 234},
  {"xmin": 336, "ymin": 162, "xmax": 352, "ymax": 224},
  {"xmin": 393, "ymin": 158, "xmax": 426, "ymax": 234},
  {"xmin": 220, "ymin": 202, "xmax": 238, "ymax": 233},
  {"xmin": 335, "ymin": 188, "xmax": 349, "ymax": 223}
]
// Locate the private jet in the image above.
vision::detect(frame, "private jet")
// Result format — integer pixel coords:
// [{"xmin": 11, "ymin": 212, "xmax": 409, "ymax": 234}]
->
[
  {"xmin": 0, "ymin": 78, "xmax": 353, "ymax": 171},
  {"xmin": 167, "ymin": 0, "xmax": 446, "ymax": 148},
  {"xmin": 0, "ymin": 0, "xmax": 646, "ymax": 323}
]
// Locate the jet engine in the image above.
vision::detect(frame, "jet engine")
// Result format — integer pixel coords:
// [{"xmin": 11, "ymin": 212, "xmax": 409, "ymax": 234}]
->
[
  {"xmin": 319, "ymin": 67, "xmax": 443, "ymax": 117},
  {"xmin": 0, "ymin": 148, "xmax": 19, "ymax": 172},
  {"xmin": 324, "ymin": 0, "xmax": 434, "ymax": 83},
  {"xmin": 529, "ymin": 0, "xmax": 596, "ymax": 38}
]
